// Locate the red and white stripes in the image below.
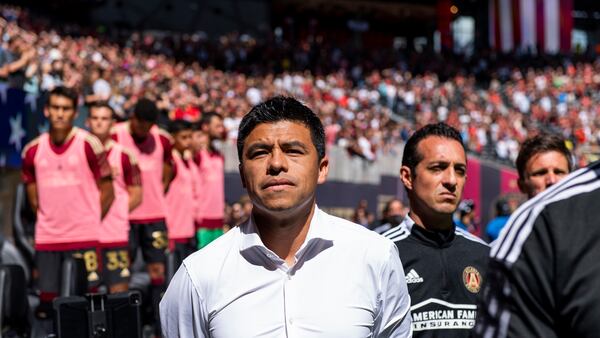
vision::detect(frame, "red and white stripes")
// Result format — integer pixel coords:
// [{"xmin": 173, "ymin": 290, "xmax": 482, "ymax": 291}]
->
[{"xmin": 489, "ymin": 0, "xmax": 573, "ymax": 53}]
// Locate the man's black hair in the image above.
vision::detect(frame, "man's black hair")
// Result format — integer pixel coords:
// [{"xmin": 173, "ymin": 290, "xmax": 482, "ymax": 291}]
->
[
  {"xmin": 88, "ymin": 101, "xmax": 116, "ymax": 119},
  {"xmin": 237, "ymin": 96, "xmax": 325, "ymax": 162},
  {"xmin": 132, "ymin": 98, "xmax": 159, "ymax": 123},
  {"xmin": 46, "ymin": 86, "xmax": 78, "ymax": 108},
  {"xmin": 168, "ymin": 119, "xmax": 193, "ymax": 134},
  {"xmin": 402, "ymin": 122, "xmax": 466, "ymax": 174},
  {"xmin": 200, "ymin": 111, "xmax": 223, "ymax": 128},
  {"xmin": 516, "ymin": 133, "xmax": 572, "ymax": 180}
]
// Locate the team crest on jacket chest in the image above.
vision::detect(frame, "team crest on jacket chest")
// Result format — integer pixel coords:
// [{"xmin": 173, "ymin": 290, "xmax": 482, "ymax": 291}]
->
[{"xmin": 462, "ymin": 266, "xmax": 482, "ymax": 293}]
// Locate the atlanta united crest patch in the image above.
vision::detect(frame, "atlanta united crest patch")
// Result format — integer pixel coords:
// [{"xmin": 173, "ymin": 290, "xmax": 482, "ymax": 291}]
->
[{"xmin": 462, "ymin": 266, "xmax": 482, "ymax": 293}]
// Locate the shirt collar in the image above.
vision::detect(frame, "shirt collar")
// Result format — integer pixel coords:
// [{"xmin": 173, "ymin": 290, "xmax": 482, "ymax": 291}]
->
[
  {"xmin": 400, "ymin": 214, "xmax": 416, "ymax": 231},
  {"xmin": 403, "ymin": 213, "xmax": 456, "ymax": 247},
  {"xmin": 239, "ymin": 206, "xmax": 333, "ymax": 261}
]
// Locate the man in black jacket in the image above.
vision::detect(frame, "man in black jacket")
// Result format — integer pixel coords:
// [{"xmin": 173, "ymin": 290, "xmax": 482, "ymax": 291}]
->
[
  {"xmin": 384, "ymin": 122, "xmax": 489, "ymax": 337},
  {"xmin": 474, "ymin": 161, "xmax": 600, "ymax": 337}
]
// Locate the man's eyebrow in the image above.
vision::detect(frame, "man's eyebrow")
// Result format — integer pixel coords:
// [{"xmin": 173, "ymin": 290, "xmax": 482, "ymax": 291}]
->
[
  {"xmin": 245, "ymin": 142, "xmax": 272, "ymax": 154},
  {"xmin": 281, "ymin": 141, "xmax": 309, "ymax": 150}
]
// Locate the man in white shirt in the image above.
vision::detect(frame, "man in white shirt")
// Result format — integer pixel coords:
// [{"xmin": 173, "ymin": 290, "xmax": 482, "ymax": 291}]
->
[{"xmin": 160, "ymin": 96, "xmax": 412, "ymax": 338}]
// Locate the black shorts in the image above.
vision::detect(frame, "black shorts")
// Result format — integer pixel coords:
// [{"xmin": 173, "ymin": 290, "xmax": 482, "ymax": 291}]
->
[
  {"xmin": 35, "ymin": 247, "xmax": 100, "ymax": 296},
  {"xmin": 129, "ymin": 220, "xmax": 168, "ymax": 265},
  {"xmin": 172, "ymin": 237, "xmax": 196, "ymax": 266},
  {"xmin": 100, "ymin": 246, "xmax": 131, "ymax": 286}
]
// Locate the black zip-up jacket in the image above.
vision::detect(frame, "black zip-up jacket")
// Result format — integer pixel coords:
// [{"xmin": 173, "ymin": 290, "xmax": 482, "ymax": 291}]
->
[
  {"xmin": 475, "ymin": 161, "xmax": 600, "ymax": 337},
  {"xmin": 384, "ymin": 216, "xmax": 489, "ymax": 338}
]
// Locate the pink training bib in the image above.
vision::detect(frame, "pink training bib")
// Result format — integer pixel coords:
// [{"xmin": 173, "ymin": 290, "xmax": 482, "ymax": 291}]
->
[
  {"xmin": 166, "ymin": 150, "xmax": 196, "ymax": 241},
  {"xmin": 100, "ymin": 141, "xmax": 130, "ymax": 245},
  {"xmin": 114, "ymin": 122, "xmax": 166, "ymax": 221},
  {"xmin": 34, "ymin": 128, "xmax": 100, "ymax": 249}
]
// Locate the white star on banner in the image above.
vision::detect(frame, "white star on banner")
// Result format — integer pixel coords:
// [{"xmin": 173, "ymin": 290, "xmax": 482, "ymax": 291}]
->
[{"xmin": 9, "ymin": 113, "xmax": 25, "ymax": 151}]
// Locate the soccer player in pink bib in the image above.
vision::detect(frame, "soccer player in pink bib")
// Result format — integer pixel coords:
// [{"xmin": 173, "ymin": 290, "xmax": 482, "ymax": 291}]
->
[
  {"xmin": 21, "ymin": 86, "xmax": 114, "ymax": 318},
  {"xmin": 111, "ymin": 98, "xmax": 173, "ymax": 331},
  {"xmin": 193, "ymin": 112, "xmax": 225, "ymax": 248},
  {"xmin": 166, "ymin": 120, "xmax": 197, "ymax": 266},
  {"xmin": 87, "ymin": 102, "xmax": 142, "ymax": 294}
]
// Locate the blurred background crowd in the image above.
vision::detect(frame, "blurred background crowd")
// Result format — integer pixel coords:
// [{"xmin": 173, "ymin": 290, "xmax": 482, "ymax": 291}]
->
[{"xmin": 2, "ymin": 3, "xmax": 600, "ymax": 175}]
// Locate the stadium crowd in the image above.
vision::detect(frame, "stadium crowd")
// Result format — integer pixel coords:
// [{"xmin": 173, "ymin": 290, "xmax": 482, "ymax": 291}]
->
[{"xmin": 2, "ymin": 5, "xmax": 600, "ymax": 168}]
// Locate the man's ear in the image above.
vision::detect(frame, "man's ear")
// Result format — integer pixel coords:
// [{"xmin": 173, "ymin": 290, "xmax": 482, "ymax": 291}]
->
[
  {"xmin": 517, "ymin": 178, "xmax": 526, "ymax": 195},
  {"xmin": 317, "ymin": 155, "xmax": 329, "ymax": 184},
  {"xmin": 239, "ymin": 163, "xmax": 247, "ymax": 189},
  {"xmin": 400, "ymin": 165, "xmax": 413, "ymax": 191}
]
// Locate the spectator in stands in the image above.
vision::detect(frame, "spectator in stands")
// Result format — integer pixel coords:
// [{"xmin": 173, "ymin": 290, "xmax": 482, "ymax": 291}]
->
[
  {"xmin": 21, "ymin": 86, "xmax": 114, "ymax": 317},
  {"xmin": 372, "ymin": 199, "xmax": 407, "ymax": 234},
  {"xmin": 455, "ymin": 199, "xmax": 477, "ymax": 233},
  {"xmin": 485, "ymin": 198, "xmax": 513, "ymax": 242}
]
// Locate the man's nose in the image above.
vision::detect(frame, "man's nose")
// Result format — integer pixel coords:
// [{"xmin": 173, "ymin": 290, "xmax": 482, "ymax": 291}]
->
[
  {"xmin": 545, "ymin": 172, "xmax": 559, "ymax": 187},
  {"xmin": 267, "ymin": 148, "xmax": 288, "ymax": 174},
  {"xmin": 442, "ymin": 168, "xmax": 458, "ymax": 188}
]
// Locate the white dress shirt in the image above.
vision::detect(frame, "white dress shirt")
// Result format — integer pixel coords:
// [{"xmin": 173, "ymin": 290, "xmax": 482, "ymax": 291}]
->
[{"xmin": 160, "ymin": 207, "xmax": 412, "ymax": 338}]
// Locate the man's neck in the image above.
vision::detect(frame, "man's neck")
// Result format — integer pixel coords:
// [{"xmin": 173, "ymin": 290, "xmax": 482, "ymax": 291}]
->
[
  {"xmin": 96, "ymin": 134, "xmax": 110, "ymax": 145},
  {"xmin": 50, "ymin": 126, "xmax": 74, "ymax": 145},
  {"xmin": 408, "ymin": 209, "xmax": 454, "ymax": 232},
  {"xmin": 253, "ymin": 202, "xmax": 316, "ymax": 267}
]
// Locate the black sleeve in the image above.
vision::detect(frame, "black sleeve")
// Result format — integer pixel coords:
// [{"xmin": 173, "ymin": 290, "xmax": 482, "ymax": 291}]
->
[{"xmin": 475, "ymin": 211, "xmax": 557, "ymax": 338}]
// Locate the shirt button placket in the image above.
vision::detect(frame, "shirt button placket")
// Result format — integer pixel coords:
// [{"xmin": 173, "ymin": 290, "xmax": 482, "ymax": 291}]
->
[{"xmin": 284, "ymin": 271, "xmax": 293, "ymax": 337}]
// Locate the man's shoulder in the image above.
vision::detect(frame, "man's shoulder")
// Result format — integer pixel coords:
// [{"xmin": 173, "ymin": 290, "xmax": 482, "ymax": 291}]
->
[
  {"xmin": 492, "ymin": 162, "xmax": 600, "ymax": 265},
  {"xmin": 454, "ymin": 227, "xmax": 490, "ymax": 251},
  {"xmin": 322, "ymin": 211, "xmax": 395, "ymax": 250},
  {"xmin": 80, "ymin": 129, "xmax": 105, "ymax": 155},
  {"xmin": 22, "ymin": 135, "xmax": 42, "ymax": 159},
  {"xmin": 182, "ymin": 227, "xmax": 240, "ymax": 280}
]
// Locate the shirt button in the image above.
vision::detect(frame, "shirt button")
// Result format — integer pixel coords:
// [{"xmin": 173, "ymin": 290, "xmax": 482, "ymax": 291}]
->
[{"xmin": 289, "ymin": 319, "xmax": 293, "ymax": 325}]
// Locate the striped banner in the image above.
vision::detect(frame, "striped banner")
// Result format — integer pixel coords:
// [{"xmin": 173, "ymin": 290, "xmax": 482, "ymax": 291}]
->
[{"xmin": 489, "ymin": 0, "xmax": 573, "ymax": 54}]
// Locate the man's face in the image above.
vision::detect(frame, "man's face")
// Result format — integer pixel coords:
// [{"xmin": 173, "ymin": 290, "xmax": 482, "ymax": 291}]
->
[
  {"xmin": 387, "ymin": 200, "xmax": 405, "ymax": 217},
  {"xmin": 44, "ymin": 95, "xmax": 77, "ymax": 132},
  {"xmin": 129, "ymin": 116, "xmax": 154, "ymax": 140},
  {"xmin": 239, "ymin": 121, "xmax": 328, "ymax": 214},
  {"xmin": 87, "ymin": 107, "xmax": 113, "ymax": 139},
  {"xmin": 191, "ymin": 130, "xmax": 208, "ymax": 152},
  {"xmin": 173, "ymin": 129, "xmax": 193, "ymax": 153},
  {"xmin": 204, "ymin": 116, "xmax": 225, "ymax": 140},
  {"xmin": 401, "ymin": 136, "xmax": 467, "ymax": 216},
  {"xmin": 519, "ymin": 150, "xmax": 570, "ymax": 198}
]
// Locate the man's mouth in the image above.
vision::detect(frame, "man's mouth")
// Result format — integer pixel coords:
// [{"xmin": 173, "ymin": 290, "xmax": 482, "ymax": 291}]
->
[{"xmin": 262, "ymin": 179, "xmax": 295, "ymax": 190}]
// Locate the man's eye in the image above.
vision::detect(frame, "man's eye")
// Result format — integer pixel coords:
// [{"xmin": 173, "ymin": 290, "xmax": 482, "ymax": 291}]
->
[
  {"xmin": 287, "ymin": 149, "xmax": 304, "ymax": 155},
  {"xmin": 250, "ymin": 151, "xmax": 268, "ymax": 158}
]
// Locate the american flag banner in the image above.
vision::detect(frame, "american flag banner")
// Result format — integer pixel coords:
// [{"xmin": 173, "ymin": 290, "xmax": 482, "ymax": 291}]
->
[{"xmin": 489, "ymin": 0, "xmax": 573, "ymax": 54}]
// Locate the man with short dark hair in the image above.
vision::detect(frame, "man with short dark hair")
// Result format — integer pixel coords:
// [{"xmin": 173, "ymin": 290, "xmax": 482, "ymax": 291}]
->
[
  {"xmin": 373, "ymin": 199, "xmax": 407, "ymax": 234},
  {"xmin": 21, "ymin": 86, "xmax": 114, "ymax": 317},
  {"xmin": 193, "ymin": 112, "xmax": 226, "ymax": 248},
  {"xmin": 111, "ymin": 98, "xmax": 173, "ymax": 331},
  {"xmin": 384, "ymin": 122, "xmax": 489, "ymax": 337},
  {"xmin": 475, "ymin": 159, "xmax": 600, "ymax": 337},
  {"xmin": 516, "ymin": 133, "xmax": 572, "ymax": 199},
  {"xmin": 165, "ymin": 119, "xmax": 197, "ymax": 267},
  {"xmin": 485, "ymin": 134, "xmax": 572, "ymax": 242},
  {"xmin": 87, "ymin": 101, "xmax": 142, "ymax": 293},
  {"xmin": 161, "ymin": 96, "xmax": 412, "ymax": 337}
]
